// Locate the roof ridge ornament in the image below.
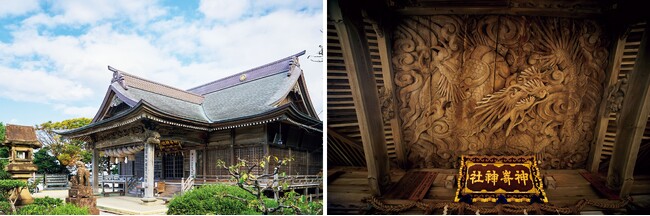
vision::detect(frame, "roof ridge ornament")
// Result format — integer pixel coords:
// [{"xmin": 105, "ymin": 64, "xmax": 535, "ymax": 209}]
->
[
  {"xmin": 289, "ymin": 56, "xmax": 300, "ymax": 76},
  {"xmin": 108, "ymin": 65, "xmax": 128, "ymax": 90}
]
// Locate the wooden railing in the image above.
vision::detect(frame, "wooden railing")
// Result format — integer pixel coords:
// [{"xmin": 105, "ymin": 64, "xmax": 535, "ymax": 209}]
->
[
  {"xmin": 43, "ymin": 174, "xmax": 69, "ymax": 188},
  {"xmin": 181, "ymin": 176, "xmax": 194, "ymax": 194},
  {"xmin": 126, "ymin": 176, "xmax": 140, "ymax": 194},
  {"xmin": 194, "ymin": 174, "xmax": 322, "ymax": 190}
]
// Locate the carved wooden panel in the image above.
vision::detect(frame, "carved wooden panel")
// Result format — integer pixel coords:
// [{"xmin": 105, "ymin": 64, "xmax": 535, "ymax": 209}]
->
[{"xmin": 391, "ymin": 15, "xmax": 609, "ymax": 169}]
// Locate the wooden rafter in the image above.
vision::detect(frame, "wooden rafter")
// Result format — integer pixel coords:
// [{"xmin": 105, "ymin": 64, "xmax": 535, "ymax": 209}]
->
[
  {"xmin": 607, "ymin": 23, "xmax": 650, "ymax": 197},
  {"xmin": 330, "ymin": 0, "xmax": 391, "ymax": 195}
]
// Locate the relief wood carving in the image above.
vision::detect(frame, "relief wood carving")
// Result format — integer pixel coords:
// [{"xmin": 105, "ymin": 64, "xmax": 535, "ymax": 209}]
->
[{"xmin": 391, "ymin": 15, "xmax": 609, "ymax": 169}]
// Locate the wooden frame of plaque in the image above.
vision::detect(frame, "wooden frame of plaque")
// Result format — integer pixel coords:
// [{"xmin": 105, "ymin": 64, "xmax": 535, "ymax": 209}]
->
[{"xmin": 454, "ymin": 155, "xmax": 548, "ymax": 203}]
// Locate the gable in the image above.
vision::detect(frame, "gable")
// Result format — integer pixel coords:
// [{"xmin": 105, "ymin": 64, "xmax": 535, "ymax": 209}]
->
[{"xmin": 91, "ymin": 83, "xmax": 138, "ymax": 123}]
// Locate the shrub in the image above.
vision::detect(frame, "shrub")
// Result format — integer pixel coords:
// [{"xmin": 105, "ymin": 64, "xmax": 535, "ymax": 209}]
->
[
  {"xmin": 50, "ymin": 204, "xmax": 89, "ymax": 215},
  {"xmin": 17, "ymin": 198, "xmax": 87, "ymax": 215},
  {"xmin": 264, "ymin": 198, "xmax": 323, "ymax": 215},
  {"xmin": 33, "ymin": 196, "xmax": 63, "ymax": 208},
  {"xmin": 0, "ymin": 180, "xmax": 26, "ymax": 192},
  {"xmin": 0, "ymin": 201, "xmax": 11, "ymax": 214},
  {"xmin": 167, "ymin": 184, "xmax": 259, "ymax": 215},
  {"xmin": 17, "ymin": 204, "xmax": 48, "ymax": 215}
]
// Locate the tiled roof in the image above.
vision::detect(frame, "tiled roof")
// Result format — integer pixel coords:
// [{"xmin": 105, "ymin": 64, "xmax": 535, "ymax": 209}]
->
[
  {"xmin": 115, "ymin": 84, "xmax": 209, "ymax": 122},
  {"xmin": 4, "ymin": 124, "xmax": 40, "ymax": 145},
  {"xmin": 188, "ymin": 50, "xmax": 305, "ymax": 95},
  {"xmin": 110, "ymin": 67, "xmax": 204, "ymax": 104},
  {"xmin": 202, "ymin": 69, "xmax": 302, "ymax": 121},
  {"xmin": 95, "ymin": 50, "xmax": 309, "ymax": 124}
]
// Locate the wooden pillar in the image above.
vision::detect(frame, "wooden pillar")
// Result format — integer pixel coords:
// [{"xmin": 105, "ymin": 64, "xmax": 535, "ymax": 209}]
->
[
  {"xmin": 330, "ymin": 0, "xmax": 391, "ymax": 195},
  {"xmin": 264, "ymin": 144, "xmax": 270, "ymax": 175},
  {"xmin": 230, "ymin": 129, "xmax": 236, "ymax": 165},
  {"xmin": 306, "ymin": 151, "xmax": 310, "ymax": 175},
  {"xmin": 607, "ymin": 24, "xmax": 650, "ymax": 197},
  {"xmin": 587, "ymin": 31, "xmax": 627, "ymax": 172},
  {"xmin": 142, "ymin": 139, "xmax": 156, "ymax": 202},
  {"xmin": 289, "ymin": 148, "xmax": 293, "ymax": 175},
  {"xmin": 203, "ymin": 146, "xmax": 207, "ymax": 182},
  {"xmin": 375, "ymin": 20, "xmax": 407, "ymax": 169},
  {"xmin": 91, "ymin": 146, "xmax": 99, "ymax": 194}
]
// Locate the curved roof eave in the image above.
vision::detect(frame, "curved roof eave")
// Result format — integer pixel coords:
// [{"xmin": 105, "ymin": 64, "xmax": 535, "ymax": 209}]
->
[
  {"xmin": 57, "ymin": 100, "xmax": 148, "ymax": 136},
  {"xmin": 59, "ymin": 101, "xmax": 322, "ymax": 138}
]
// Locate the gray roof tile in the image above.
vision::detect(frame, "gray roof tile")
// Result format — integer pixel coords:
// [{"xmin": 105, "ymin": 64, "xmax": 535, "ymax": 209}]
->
[{"xmin": 100, "ymin": 51, "xmax": 307, "ymax": 124}]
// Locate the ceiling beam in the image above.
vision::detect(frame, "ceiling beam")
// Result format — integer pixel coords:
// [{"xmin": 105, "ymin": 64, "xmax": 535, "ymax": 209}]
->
[
  {"xmin": 607, "ymin": 23, "xmax": 650, "ymax": 197},
  {"xmin": 330, "ymin": 0, "xmax": 391, "ymax": 196}
]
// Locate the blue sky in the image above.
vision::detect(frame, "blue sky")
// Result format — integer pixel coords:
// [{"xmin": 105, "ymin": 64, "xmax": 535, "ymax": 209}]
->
[{"xmin": 0, "ymin": 0, "xmax": 324, "ymax": 126}]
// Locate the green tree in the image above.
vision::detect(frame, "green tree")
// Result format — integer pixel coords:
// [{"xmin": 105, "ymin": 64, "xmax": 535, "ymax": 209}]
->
[
  {"xmin": 35, "ymin": 118, "xmax": 92, "ymax": 167},
  {"xmin": 0, "ymin": 180, "xmax": 27, "ymax": 213},
  {"xmin": 0, "ymin": 123, "xmax": 11, "ymax": 180},
  {"xmin": 33, "ymin": 147, "xmax": 69, "ymax": 174},
  {"xmin": 0, "ymin": 122, "xmax": 5, "ymax": 143},
  {"xmin": 216, "ymin": 156, "xmax": 322, "ymax": 215}
]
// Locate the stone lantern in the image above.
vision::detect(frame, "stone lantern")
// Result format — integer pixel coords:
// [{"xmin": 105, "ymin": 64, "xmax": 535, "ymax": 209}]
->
[{"xmin": 3, "ymin": 124, "xmax": 41, "ymax": 205}]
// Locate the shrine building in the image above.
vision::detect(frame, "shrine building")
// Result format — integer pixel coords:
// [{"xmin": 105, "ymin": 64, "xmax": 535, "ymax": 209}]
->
[
  {"xmin": 59, "ymin": 51, "xmax": 323, "ymax": 202},
  {"xmin": 327, "ymin": 0, "xmax": 650, "ymax": 214}
]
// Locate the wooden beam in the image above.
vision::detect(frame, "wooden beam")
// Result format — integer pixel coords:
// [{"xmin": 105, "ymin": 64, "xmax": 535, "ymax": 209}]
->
[
  {"xmin": 374, "ymin": 20, "xmax": 407, "ymax": 169},
  {"xmin": 393, "ymin": 0, "xmax": 605, "ymax": 18},
  {"xmin": 587, "ymin": 31, "xmax": 626, "ymax": 172},
  {"xmin": 330, "ymin": 0, "xmax": 391, "ymax": 196},
  {"xmin": 327, "ymin": 127, "xmax": 364, "ymax": 152},
  {"xmin": 395, "ymin": 7, "xmax": 602, "ymax": 18},
  {"xmin": 607, "ymin": 24, "xmax": 650, "ymax": 197}
]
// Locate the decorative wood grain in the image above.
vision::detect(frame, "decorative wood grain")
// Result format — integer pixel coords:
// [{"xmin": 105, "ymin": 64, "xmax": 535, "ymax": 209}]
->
[{"xmin": 391, "ymin": 15, "xmax": 609, "ymax": 169}]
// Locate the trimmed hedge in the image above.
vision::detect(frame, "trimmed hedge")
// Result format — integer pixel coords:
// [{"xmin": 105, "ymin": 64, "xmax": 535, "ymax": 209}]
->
[
  {"xmin": 264, "ymin": 198, "xmax": 323, "ymax": 215},
  {"xmin": 33, "ymin": 196, "xmax": 63, "ymax": 208},
  {"xmin": 0, "ymin": 180, "xmax": 26, "ymax": 192},
  {"xmin": 50, "ymin": 204, "xmax": 89, "ymax": 215},
  {"xmin": 167, "ymin": 184, "xmax": 259, "ymax": 215},
  {"xmin": 17, "ymin": 204, "xmax": 48, "ymax": 215},
  {"xmin": 17, "ymin": 198, "xmax": 88, "ymax": 215}
]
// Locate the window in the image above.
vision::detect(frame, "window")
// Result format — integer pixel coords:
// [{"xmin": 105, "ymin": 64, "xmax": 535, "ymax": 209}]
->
[
  {"xmin": 16, "ymin": 151, "xmax": 27, "ymax": 160},
  {"xmin": 163, "ymin": 154, "xmax": 183, "ymax": 179}
]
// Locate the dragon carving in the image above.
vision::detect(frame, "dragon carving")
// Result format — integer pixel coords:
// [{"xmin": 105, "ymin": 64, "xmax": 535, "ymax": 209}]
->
[{"xmin": 392, "ymin": 15, "xmax": 608, "ymax": 169}]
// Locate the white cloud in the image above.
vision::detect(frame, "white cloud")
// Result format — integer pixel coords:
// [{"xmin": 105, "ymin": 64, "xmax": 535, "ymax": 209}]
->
[
  {"xmin": 0, "ymin": 67, "xmax": 93, "ymax": 102},
  {"xmin": 199, "ymin": 0, "xmax": 249, "ymax": 21},
  {"xmin": 22, "ymin": 0, "xmax": 165, "ymax": 26},
  {"xmin": 0, "ymin": 1, "xmax": 323, "ymax": 120},
  {"xmin": 0, "ymin": 0, "xmax": 40, "ymax": 17},
  {"xmin": 54, "ymin": 104, "xmax": 98, "ymax": 117}
]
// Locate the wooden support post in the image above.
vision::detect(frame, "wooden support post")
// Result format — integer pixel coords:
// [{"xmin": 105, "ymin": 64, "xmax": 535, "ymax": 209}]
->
[
  {"xmin": 330, "ymin": 0, "xmax": 391, "ymax": 195},
  {"xmin": 306, "ymin": 151, "xmax": 310, "ymax": 175},
  {"xmin": 587, "ymin": 32, "xmax": 626, "ymax": 173},
  {"xmin": 264, "ymin": 144, "xmax": 270, "ymax": 175},
  {"xmin": 142, "ymin": 140, "xmax": 156, "ymax": 203},
  {"xmin": 203, "ymin": 146, "xmax": 207, "ymax": 182},
  {"xmin": 92, "ymin": 147, "xmax": 99, "ymax": 194},
  {"xmin": 376, "ymin": 22, "xmax": 407, "ymax": 169},
  {"xmin": 607, "ymin": 24, "xmax": 650, "ymax": 197},
  {"xmin": 230, "ymin": 129, "xmax": 235, "ymax": 165}
]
